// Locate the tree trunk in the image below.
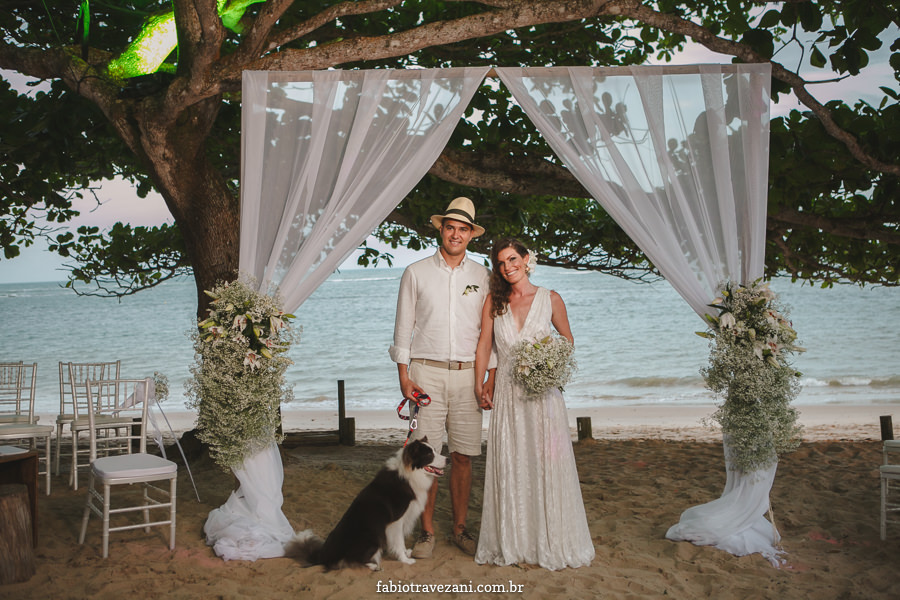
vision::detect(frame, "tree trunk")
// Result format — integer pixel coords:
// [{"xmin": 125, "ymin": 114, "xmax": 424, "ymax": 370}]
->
[{"xmin": 137, "ymin": 97, "xmax": 240, "ymax": 319}]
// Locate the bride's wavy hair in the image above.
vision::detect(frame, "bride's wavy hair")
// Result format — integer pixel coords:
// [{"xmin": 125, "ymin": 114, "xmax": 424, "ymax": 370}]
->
[{"xmin": 489, "ymin": 238, "xmax": 531, "ymax": 319}]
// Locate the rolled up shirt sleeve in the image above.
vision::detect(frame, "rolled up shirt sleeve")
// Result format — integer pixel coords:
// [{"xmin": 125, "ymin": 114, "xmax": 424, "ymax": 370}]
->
[{"xmin": 389, "ymin": 266, "xmax": 416, "ymax": 365}]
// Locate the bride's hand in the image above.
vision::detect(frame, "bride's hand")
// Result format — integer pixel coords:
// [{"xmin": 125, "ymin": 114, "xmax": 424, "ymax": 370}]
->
[{"xmin": 479, "ymin": 387, "xmax": 493, "ymax": 410}]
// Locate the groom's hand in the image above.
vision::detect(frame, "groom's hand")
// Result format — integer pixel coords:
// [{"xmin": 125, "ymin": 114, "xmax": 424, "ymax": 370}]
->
[
  {"xmin": 479, "ymin": 388, "xmax": 493, "ymax": 410},
  {"xmin": 401, "ymin": 379, "xmax": 425, "ymax": 402},
  {"xmin": 398, "ymin": 363, "xmax": 425, "ymax": 401}
]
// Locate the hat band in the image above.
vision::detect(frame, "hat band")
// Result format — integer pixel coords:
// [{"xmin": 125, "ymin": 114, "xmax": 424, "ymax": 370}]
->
[{"xmin": 443, "ymin": 208, "xmax": 475, "ymax": 223}]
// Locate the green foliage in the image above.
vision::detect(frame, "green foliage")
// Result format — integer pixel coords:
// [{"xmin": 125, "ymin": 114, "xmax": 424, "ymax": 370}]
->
[
  {"xmin": 0, "ymin": 0, "xmax": 898, "ymax": 295},
  {"xmin": 767, "ymin": 96, "xmax": 899, "ymax": 286},
  {"xmin": 52, "ymin": 222, "xmax": 190, "ymax": 296}
]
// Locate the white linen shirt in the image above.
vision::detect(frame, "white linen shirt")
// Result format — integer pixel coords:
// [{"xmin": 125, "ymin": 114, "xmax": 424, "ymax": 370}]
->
[{"xmin": 390, "ymin": 250, "xmax": 491, "ymax": 365}]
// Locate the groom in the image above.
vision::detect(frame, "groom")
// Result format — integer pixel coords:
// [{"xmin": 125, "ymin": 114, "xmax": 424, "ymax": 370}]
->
[{"xmin": 389, "ymin": 196, "xmax": 494, "ymax": 558}]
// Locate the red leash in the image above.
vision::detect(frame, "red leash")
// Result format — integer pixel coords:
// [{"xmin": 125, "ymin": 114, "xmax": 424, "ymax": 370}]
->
[{"xmin": 397, "ymin": 391, "xmax": 431, "ymax": 446}]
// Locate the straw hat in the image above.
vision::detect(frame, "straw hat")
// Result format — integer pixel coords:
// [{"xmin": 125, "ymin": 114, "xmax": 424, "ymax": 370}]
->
[{"xmin": 430, "ymin": 197, "xmax": 485, "ymax": 237}]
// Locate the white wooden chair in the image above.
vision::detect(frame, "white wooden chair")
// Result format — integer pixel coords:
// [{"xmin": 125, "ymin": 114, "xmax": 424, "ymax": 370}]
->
[
  {"xmin": 57, "ymin": 361, "xmax": 121, "ymax": 489},
  {"xmin": 880, "ymin": 439, "xmax": 900, "ymax": 540},
  {"xmin": 78, "ymin": 378, "xmax": 177, "ymax": 558},
  {"xmin": 0, "ymin": 362, "xmax": 53, "ymax": 494}
]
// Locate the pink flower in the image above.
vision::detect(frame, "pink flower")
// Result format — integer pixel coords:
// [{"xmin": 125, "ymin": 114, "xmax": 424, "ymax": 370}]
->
[
  {"xmin": 243, "ymin": 351, "xmax": 260, "ymax": 370},
  {"xmin": 270, "ymin": 316, "xmax": 285, "ymax": 332}
]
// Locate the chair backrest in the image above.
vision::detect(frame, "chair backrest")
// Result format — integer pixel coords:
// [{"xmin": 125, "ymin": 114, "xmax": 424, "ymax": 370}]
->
[
  {"xmin": 61, "ymin": 361, "xmax": 121, "ymax": 419},
  {"xmin": 0, "ymin": 362, "xmax": 37, "ymax": 423},
  {"xmin": 85, "ymin": 378, "xmax": 154, "ymax": 459},
  {"xmin": 885, "ymin": 440, "xmax": 900, "ymax": 465}
]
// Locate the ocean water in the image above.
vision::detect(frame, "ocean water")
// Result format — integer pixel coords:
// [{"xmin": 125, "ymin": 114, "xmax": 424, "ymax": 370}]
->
[{"xmin": 1, "ymin": 267, "xmax": 898, "ymax": 417}]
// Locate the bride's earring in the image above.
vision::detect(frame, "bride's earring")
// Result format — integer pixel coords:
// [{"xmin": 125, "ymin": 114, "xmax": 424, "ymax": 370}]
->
[{"xmin": 524, "ymin": 253, "xmax": 537, "ymax": 275}]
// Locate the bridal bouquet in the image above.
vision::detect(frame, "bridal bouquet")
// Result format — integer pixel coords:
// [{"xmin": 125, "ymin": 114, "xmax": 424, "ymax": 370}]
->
[{"xmin": 512, "ymin": 334, "xmax": 576, "ymax": 397}]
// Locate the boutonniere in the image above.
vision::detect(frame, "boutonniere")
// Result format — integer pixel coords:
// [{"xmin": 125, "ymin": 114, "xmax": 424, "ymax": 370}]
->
[{"xmin": 463, "ymin": 284, "xmax": 479, "ymax": 296}]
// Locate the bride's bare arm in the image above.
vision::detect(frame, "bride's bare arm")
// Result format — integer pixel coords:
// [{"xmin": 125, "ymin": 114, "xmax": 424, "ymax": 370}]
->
[
  {"xmin": 475, "ymin": 294, "xmax": 496, "ymax": 409},
  {"xmin": 550, "ymin": 290, "xmax": 574, "ymax": 344}
]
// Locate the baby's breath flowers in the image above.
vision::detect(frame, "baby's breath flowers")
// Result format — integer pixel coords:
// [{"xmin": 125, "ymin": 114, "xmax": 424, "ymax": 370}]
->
[
  {"xmin": 186, "ymin": 279, "xmax": 299, "ymax": 471},
  {"xmin": 699, "ymin": 279, "xmax": 804, "ymax": 472},
  {"xmin": 512, "ymin": 334, "xmax": 577, "ymax": 398}
]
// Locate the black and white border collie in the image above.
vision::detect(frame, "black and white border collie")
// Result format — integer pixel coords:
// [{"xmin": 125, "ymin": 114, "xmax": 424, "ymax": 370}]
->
[{"xmin": 288, "ymin": 437, "xmax": 446, "ymax": 570}]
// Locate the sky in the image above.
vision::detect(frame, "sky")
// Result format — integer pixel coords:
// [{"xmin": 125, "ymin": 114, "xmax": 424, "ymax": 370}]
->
[{"xmin": 0, "ymin": 21, "xmax": 896, "ymax": 285}]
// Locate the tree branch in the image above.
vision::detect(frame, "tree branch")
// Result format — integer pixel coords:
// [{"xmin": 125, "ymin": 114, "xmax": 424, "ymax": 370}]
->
[
  {"xmin": 429, "ymin": 149, "xmax": 589, "ymax": 197},
  {"xmin": 264, "ymin": 0, "xmax": 405, "ymax": 52},
  {"xmin": 770, "ymin": 207, "xmax": 900, "ymax": 245},
  {"xmin": 213, "ymin": 0, "xmax": 616, "ymax": 88},
  {"xmin": 169, "ymin": 0, "xmax": 227, "ymax": 106},
  {"xmin": 620, "ymin": 0, "xmax": 900, "ymax": 178},
  {"xmin": 232, "ymin": 0, "xmax": 296, "ymax": 62}
]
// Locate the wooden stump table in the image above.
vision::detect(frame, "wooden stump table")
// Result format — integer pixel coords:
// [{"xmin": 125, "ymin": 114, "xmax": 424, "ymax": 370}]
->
[
  {"xmin": 0, "ymin": 483, "xmax": 35, "ymax": 584},
  {"xmin": 0, "ymin": 449, "xmax": 38, "ymax": 547}
]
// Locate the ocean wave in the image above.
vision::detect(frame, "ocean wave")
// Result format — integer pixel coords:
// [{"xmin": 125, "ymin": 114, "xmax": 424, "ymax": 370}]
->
[
  {"xmin": 327, "ymin": 275, "xmax": 399, "ymax": 283},
  {"xmin": 604, "ymin": 375, "xmax": 705, "ymax": 388},
  {"xmin": 800, "ymin": 375, "xmax": 900, "ymax": 388}
]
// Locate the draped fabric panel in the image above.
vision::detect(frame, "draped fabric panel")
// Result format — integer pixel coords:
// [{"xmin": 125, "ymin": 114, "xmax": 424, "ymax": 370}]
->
[
  {"xmin": 496, "ymin": 65, "xmax": 770, "ymax": 319},
  {"xmin": 203, "ymin": 443, "xmax": 295, "ymax": 561},
  {"xmin": 240, "ymin": 67, "xmax": 490, "ymax": 312},
  {"xmin": 207, "ymin": 67, "xmax": 489, "ymax": 561},
  {"xmin": 664, "ymin": 442, "xmax": 782, "ymax": 566},
  {"xmin": 497, "ymin": 65, "xmax": 780, "ymax": 562}
]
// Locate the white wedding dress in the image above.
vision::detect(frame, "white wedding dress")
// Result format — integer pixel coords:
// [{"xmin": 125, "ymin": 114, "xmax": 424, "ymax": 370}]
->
[{"xmin": 476, "ymin": 287, "xmax": 595, "ymax": 570}]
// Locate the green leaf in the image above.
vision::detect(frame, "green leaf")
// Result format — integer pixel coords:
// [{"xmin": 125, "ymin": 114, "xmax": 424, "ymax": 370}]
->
[{"xmin": 810, "ymin": 46, "xmax": 827, "ymax": 68}]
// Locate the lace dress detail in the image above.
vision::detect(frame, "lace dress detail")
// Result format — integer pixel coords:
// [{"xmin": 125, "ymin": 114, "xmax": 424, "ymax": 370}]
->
[{"xmin": 475, "ymin": 287, "xmax": 595, "ymax": 570}]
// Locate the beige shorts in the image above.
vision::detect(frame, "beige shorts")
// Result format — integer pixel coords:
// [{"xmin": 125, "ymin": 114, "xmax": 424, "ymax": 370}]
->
[{"xmin": 407, "ymin": 361, "xmax": 483, "ymax": 456}]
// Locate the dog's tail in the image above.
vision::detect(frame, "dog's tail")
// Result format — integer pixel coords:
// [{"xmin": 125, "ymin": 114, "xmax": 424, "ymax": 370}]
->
[{"xmin": 284, "ymin": 529, "xmax": 324, "ymax": 566}]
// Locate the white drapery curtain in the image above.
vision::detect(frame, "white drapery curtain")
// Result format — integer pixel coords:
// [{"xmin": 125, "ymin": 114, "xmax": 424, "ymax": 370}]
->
[
  {"xmin": 239, "ymin": 67, "xmax": 490, "ymax": 310},
  {"xmin": 497, "ymin": 65, "xmax": 781, "ymax": 564},
  {"xmin": 203, "ymin": 67, "xmax": 489, "ymax": 561},
  {"xmin": 496, "ymin": 65, "xmax": 770, "ymax": 319}
]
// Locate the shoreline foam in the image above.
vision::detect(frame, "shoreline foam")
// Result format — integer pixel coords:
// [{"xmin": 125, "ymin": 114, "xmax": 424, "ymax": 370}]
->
[{"xmin": 38, "ymin": 402, "xmax": 897, "ymax": 443}]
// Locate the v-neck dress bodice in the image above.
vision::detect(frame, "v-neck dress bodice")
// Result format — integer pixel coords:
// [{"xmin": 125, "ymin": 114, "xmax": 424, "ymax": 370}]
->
[{"xmin": 475, "ymin": 287, "xmax": 595, "ymax": 570}]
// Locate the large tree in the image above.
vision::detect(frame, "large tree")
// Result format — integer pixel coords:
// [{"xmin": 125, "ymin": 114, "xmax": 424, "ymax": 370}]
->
[{"xmin": 1, "ymin": 0, "xmax": 898, "ymax": 315}]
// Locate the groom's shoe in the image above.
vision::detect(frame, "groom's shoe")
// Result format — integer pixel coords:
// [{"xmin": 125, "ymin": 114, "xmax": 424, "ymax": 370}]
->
[
  {"xmin": 452, "ymin": 527, "xmax": 477, "ymax": 556},
  {"xmin": 411, "ymin": 531, "xmax": 435, "ymax": 559}
]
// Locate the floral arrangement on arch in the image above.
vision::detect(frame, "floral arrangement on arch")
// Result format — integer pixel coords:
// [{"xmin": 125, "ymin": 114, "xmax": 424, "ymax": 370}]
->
[
  {"xmin": 512, "ymin": 334, "xmax": 577, "ymax": 398},
  {"xmin": 698, "ymin": 278, "xmax": 805, "ymax": 472},
  {"xmin": 186, "ymin": 278, "xmax": 299, "ymax": 471}
]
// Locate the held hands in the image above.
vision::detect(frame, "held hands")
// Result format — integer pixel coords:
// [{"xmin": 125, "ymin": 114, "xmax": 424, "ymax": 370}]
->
[{"xmin": 476, "ymin": 382, "xmax": 494, "ymax": 410}]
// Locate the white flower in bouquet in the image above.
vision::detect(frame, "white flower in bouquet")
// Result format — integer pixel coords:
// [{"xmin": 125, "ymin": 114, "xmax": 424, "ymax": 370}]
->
[{"xmin": 511, "ymin": 334, "xmax": 576, "ymax": 397}]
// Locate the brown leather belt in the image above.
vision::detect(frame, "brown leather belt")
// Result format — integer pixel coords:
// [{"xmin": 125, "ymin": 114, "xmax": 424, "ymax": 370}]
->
[{"xmin": 411, "ymin": 358, "xmax": 475, "ymax": 370}]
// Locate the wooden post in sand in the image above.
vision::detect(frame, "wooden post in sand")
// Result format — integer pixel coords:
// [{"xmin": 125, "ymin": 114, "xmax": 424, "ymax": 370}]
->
[
  {"xmin": 881, "ymin": 416, "xmax": 894, "ymax": 441},
  {"xmin": 0, "ymin": 484, "xmax": 35, "ymax": 584},
  {"xmin": 577, "ymin": 417, "xmax": 593, "ymax": 441},
  {"xmin": 337, "ymin": 380, "xmax": 355, "ymax": 446}
]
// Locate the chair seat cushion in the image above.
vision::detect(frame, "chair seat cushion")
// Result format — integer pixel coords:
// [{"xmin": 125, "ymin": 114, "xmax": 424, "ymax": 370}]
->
[
  {"xmin": 93, "ymin": 453, "xmax": 177, "ymax": 479},
  {"xmin": 0, "ymin": 445, "xmax": 28, "ymax": 455},
  {"xmin": 0, "ymin": 423, "xmax": 53, "ymax": 436}
]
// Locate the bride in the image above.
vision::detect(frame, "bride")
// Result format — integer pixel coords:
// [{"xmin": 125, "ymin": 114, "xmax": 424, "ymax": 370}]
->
[{"xmin": 474, "ymin": 238, "xmax": 595, "ymax": 570}]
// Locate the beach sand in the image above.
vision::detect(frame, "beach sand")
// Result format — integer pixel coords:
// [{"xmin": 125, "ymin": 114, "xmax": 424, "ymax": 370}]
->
[{"xmin": 9, "ymin": 404, "xmax": 900, "ymax": 599}]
